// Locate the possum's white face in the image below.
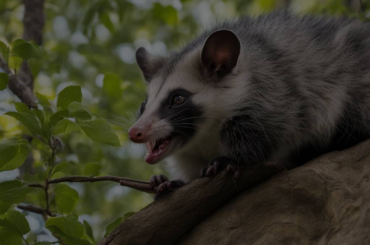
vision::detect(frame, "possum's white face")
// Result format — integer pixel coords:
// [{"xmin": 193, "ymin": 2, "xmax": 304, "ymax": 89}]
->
[{"xmin": 129, "ymin": 30, "xmax": 241, "ymax": 164}]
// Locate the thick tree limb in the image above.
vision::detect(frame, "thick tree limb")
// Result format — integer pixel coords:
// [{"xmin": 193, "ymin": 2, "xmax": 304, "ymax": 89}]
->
[
  {"xmin": 23, "ymin": 0, "xmax": 45, "ymax": 46},
  {"xmin": 1, "ymin": 0, "xmax": 44, "ymax": 107},
  {"xmin": 20, "ymin": 0, "xmax": 45, "ymax": 91},
  {"xmin": 0, "ymin": 58, "xmax": 37, "ymax": 107},
  {"xmin": 98, "ymin": 165, "xmax": 280, "ymax": 245}
]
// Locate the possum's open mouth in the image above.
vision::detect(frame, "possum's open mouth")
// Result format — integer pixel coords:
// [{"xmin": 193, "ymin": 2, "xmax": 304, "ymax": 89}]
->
[{"xmin": 145, "ymin": 135, "xmax": 172, "ymax": 164}]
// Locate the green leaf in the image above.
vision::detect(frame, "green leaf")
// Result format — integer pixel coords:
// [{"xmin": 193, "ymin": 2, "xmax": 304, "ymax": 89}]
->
[
  {"xmin": 103, "ymin": 73, "xmax": 122, "ymax": 99},
  {"xmin": 53, "ymin": 119, "xmax": 81, "ymax": 135},
  {"xmin": 50, "ymin": 162, "xmax": 73, "ymax": 178},
  {"xmin": 153, "ymin": 3, "xmax": 178, "ymax": 26},
  {"xmin": 33, "ymin": 109, "xmax": 45, "ymax": 126},
  {"xmin": 49, "ymin": 109, "xmax": 70, "ymax": 127},
  {"xmin": 257, "ymin": 0, "xmax": 277, "ymax": 11},
  {"xmin": 46, "ymin": 214, "xmax": 91, "ymax": 245},
  {"xmin": 46, "ymin": 213, "xmax": 85, "ymax": 237},
  {"xmin": 83, "ymin": 163, "xmax": 101, "ymax": 176},
  {"xmin": 0, "ymin": 141, "xmax": 18, "ymax": 166},
  {"xmin": 12, "ymin": 41, "xmax": 43, "ymax": 60},
  {"xmin": 8, "ymin": 56, "xmax": 22, "ymax": 70},
  {"xmin": 34, "ymin": 242, "xmax": 54, "ymax": 245},
  {"xmin": 104, "ymin": 217, "xmax": 123, "ymax": 237},
  {"xmin": 6, "ymin": 103, "xmax": 44, "ymax": 136},
  {"xmin": 0, "ymin": 73, "xmax": 8, "ymax": 91},
  {"xmin": 54, "ymin": 184, "xmax": 79, "ymax": 213},
  {"xmin": 123, "ymin": 212, "xmax": 135, "ymax": 220},
  {"xmin": 82, "ymin": 3, "xmax": 100, "ymax": 34},
  {"xmin": 0, "ymin": 40, "xmax": 9, "ymax": 62},
  {"xmin": 11, "ymin": 39, "xmax": 26, "ymax": 50},
  {"xmin": 36, "ymin": 93, "xmax": 51, "ymax": 108},
  {"xmin": 0, "ymin": 139, "xmax": 31, "ymax": 172},
  {"xmin": 5, "ymin": 210, "xmax": 30, "ymax": 235},
  {"xmin": 77, "ymin": 119, "xmax": 120, "ymax": 146},
  {"xmin": 5, "ymin": 110, "xmax": 43, "ymax": 136},
  {"xmin": 68, "ymin": 102, "xmax": 92, "ymax": 120},
  {"xmin": 23, "ymin": 173, "xmax": 40, "ymax": 183},
  {"xmin": 99, "ymin": 12, "xmax": 115, "ymax": 33},
  {"xmin": 0, "ymin": 218, "xmax": 18, "ymax": 232},
  {"xmin": 14, "ymin": 102, "xmax": 29, "ymax": 113},
  {"xmin": 83, "ymin": 220, "xmax": 94, "ymax": 242},
  {"xmin": 28, "ymin": 58, "xmax": 43, "ymax": 78},
  {"xmin": 0, "ymin": 227, "xmax": 22, "ymax": 245},
  {"xmin": 0, "ymin": 180, "xmax": 32, "ymax": 214},
  {"xmin": 57, "ymin": 86, "xmax": 82, "ymax": 110},
  {"xmin": 31, "ymin": 137, "xmax": 51, "ymax": 156}
]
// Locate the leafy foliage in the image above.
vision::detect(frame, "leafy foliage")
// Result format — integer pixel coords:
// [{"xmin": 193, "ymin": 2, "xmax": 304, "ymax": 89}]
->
[
  {"xmin": 0, "ymin": 73, "xmax": 8, "ymax": 91},
  {"xmin": 57, "ymin": 86, "xmax": 82, "ymax": 110},
  {"xmin": 0, "ymin": 180, "xmax": 32, "ymax": 214}
]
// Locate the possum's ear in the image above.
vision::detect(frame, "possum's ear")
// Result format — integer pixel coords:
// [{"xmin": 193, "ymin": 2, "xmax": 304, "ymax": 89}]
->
[
  {"xmin": 136, "ymin": 47, "xmax": 164, "ymax": 82},
  {"xmin": 201, "ymin": 30, "xmax": 241, "ymax": 77}
]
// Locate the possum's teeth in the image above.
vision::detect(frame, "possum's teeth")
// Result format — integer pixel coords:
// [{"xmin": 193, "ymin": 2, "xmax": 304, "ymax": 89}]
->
[
  {"xmin": 145, "ymin": 141, "xmax": 154, "ymax": 155},
  {"xmin": 144, "ymin": 135, "xmax": 172, "ymax": 164}
]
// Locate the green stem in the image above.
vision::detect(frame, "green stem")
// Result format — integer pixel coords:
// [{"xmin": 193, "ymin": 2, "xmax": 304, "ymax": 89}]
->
[{"xmin": 21, "ymin": 235, "xmax": 29, "ymax": 245}]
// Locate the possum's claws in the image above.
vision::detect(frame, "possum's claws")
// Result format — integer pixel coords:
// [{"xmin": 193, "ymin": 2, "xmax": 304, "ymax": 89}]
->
[
  {"xmin": 149, "ymin": 174, "xmax": 169, "ymax": 189},
  {"xmin": 154, "ymin": 180, "xmax": 185, "ymax": 200},
  {"xmin": 201, "ymin": 156, "xmax": 241, "ymax": 179},
  {"xmin": 149, "ymin": 175, "xmax": 185, "ymax": 200},
  {"xmin": 226, "ymin": 164, "xmax": 242, "ymax": 180}
]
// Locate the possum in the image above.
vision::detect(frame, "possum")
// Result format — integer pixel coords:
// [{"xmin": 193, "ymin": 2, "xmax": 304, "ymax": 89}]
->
[{"xmin": 128, "ymin": 12, "xmax": 370, "ymax": 193}]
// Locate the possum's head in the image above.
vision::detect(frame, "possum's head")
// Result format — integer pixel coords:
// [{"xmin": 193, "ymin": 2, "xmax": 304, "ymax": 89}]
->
[{"xmin": 129, "ymin": 30, "xmax": 241, "ymax": 164}]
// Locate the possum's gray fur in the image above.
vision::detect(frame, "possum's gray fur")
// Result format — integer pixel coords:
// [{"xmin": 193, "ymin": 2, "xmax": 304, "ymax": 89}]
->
[{"xmin": 132, "ymin": 12, "xmax": 370, "ymax": 182}]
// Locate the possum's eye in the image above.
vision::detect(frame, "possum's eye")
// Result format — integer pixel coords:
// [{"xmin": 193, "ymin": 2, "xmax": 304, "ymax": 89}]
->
[
  {"xmin": 172, "ymin": 94, "xmax": 186, "ymax": 105},
  {"xmin": 140, "ymin": 100, "xmax": 147, "ymax": 114}
]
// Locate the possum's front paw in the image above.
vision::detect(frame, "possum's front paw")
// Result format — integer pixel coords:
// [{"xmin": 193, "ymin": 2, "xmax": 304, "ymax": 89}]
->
[
  {"xmin": 149, "ymin": 175, "xmax": 185, "ymax": 200},
  {"xmin": 201, "ymin": 156, "xmax": 242, "ymax": 179}
]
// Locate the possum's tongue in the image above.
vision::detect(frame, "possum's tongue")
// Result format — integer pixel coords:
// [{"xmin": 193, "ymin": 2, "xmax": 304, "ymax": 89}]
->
[{"xmin": 145, "ymin": 136, "xmax": 172, "ymax": 164}]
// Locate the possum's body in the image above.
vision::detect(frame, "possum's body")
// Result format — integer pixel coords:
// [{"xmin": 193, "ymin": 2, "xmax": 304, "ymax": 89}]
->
[{"xmin": 129, "ymin": 12, "xmax": 370, "ymax": 183}]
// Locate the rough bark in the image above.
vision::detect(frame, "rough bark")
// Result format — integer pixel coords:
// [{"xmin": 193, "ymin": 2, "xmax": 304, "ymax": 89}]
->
[
  {"xmin": 1, "ymin": 0, "xmax": 44, "ymax": 107},
  {"xmin": 98, "ymin": 165, "xmax": 280, "ymax": 245},
  {"xmin": 99, "ymin": 139, "xmax": 370, "ymax": 245},
  {"xmin": 23, "ymin": 0, "xmax": 45, "ymax": 46},
  {"xmin": 0, "ymin": 59, "xmax": 37, "ymax": 107},
  {"xmin": 20, "ymin": 0, "xmax": 45, "ymax": 91}
]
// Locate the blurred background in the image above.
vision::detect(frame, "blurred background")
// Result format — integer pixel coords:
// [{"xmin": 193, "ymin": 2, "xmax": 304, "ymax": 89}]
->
[{"xmin": 0, "ymin": 0, "xmax": 369, "ymax": 242}]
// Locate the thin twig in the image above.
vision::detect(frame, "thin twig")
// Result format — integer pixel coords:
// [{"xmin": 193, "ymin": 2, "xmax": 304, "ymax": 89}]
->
[
  {"xmin": 49, "ymin": 175, "xmax": 149, "ymax": 184},
  {"xmin": 120, "ymin": 179, "xmax": 155, "ymax": 193},
  {"xmin": 46, "ymin": 175, "xmax": 155, "ymax": 193},
  {"xmin": 44, "ymin": 180, "xmax": 50, "ymax": 214},
  {"xmin": 27, "ymin": 183, "xmax": 44, "ymax": 188},
  {"xmin": 17, "ymin": 203, "xmax": 57, "ymax": 217}
]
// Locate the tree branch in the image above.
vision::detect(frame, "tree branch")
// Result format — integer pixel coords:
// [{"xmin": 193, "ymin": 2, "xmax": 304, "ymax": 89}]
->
[
  {"xmin": 27, "ymin": 183, "xmax": 44, "ymax": 188},
  {"xmin": 1, "ymin": 0, "xmax": 45, "ymax": 107},
  {"xmin": 23, "ymin": 0, "xmax": 45, "ymax": 46},
  {"xmin": 0, "ymin": 57, "xmax": 37, "ymax": 107},
  {"xmin": 98, "ymin": 165, "xmax": 280, "ymax": 245},
  {"xmin": 17, "ymin": 203, "xmax": 57, "ymax": 217},
  {"xmin": 46, "ymin": 175, "xmax": 155, "ymax": 193},
  {"xmin": 19, "ymin": 0, "xmax": 45, "ymax": 90}
]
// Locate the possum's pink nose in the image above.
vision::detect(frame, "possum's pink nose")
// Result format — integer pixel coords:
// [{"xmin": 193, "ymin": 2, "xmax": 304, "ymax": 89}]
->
[{"xmin": 128, "ymin": 126, "xmax": 146, "ymax": 143}]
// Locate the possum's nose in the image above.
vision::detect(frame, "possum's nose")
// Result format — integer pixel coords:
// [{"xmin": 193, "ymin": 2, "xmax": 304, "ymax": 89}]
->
[{"xmin": 128, "ymin": 126, "xmax": 146, "ymax": 143}]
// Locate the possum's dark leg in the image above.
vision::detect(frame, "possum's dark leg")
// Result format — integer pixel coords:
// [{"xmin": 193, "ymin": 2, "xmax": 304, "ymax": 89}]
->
[
  {"xmin": 201, "ymin": 156, "xmax": 242, "ymax": 179},
  {"xmin": 204, "ymin": 115, "xmax": 278, "ymax": 179},
  {"xmin": 149, "ymin": 175, "xmax": 185, "ymax": 199}
]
